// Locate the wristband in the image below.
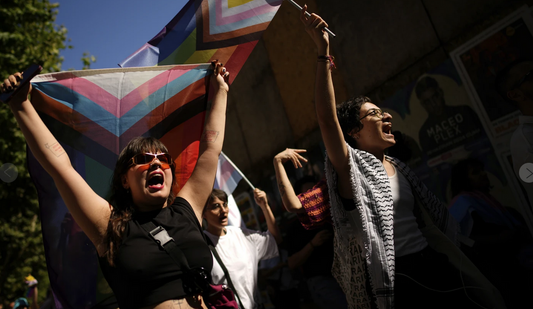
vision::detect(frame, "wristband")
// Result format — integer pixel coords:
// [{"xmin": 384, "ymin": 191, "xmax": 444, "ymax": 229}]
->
[{"xmin": 317, "ymin": 55, "xmax": 336, "ymax": 70}]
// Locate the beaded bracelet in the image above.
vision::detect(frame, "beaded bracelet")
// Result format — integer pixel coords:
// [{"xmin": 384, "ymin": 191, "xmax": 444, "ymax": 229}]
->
[{"xmin": 317, "ymin": 55, "xmax": 336, "ymax": 70}]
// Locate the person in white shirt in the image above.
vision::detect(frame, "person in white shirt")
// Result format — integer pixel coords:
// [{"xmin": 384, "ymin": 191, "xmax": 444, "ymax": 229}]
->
[
  {"xmin": 496, "ymin": 59, "xmax": 533, "ymax": 209},
  {"xmin": 203, "ymin": 188, "xmax": 281, "ymax": 309}
]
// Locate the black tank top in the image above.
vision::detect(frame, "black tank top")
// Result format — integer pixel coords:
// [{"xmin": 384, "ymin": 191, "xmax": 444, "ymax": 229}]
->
[{"xmin": 99, "ymin": 197, "xmax": 213, "ymax": 309}]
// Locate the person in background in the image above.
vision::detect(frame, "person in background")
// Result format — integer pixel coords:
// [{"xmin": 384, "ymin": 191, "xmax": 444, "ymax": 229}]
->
[
  {"xmin": 273, "ymin": 150, "xmax": 347, "ymax": 309},
  {"xmin": 449, "ymin": 157, "xmax": 533, "ymax": 308},
  {"xmin": 296, "ymin": 6, "xmax": 502, "ymax": 309},
  {"xmin": 12, "ymin": 298, "xmax": 29, "ymax": 309},
  {"xmin": 203, "ymin": 188, "xmax": 281, "ymax": 309}
]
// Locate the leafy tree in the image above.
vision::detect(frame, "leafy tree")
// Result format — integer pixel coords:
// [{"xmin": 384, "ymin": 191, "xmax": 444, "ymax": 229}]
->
[
  {"xmin": 81, "ymin": 51, "xmax": 97, "ymax": 70},
  {"xmin": 0, "ymin": 0, "xmax": 69, "ymax": 306}
]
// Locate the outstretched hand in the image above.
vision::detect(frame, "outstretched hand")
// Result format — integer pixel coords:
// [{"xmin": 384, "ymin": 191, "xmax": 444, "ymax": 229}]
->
[
  {"xmin": 1, "ymin": 72, "xmax": 31, "ymax": 105},
  {"xmin": 300, "ymin": 4, "xmax": 329, "ymax": 53},
  {"xmin": 274, "ymin": 148, "xmax": 308, "ymax": 168},
  {"xmin": 210, "ymin": 60, "xmax": 230, "ymax": 93}
]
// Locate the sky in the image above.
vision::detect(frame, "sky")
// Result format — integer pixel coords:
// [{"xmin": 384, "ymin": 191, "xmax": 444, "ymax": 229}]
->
[{"xmin": 55, "ymin": 0, "xmax": 188, "ymax": 71}]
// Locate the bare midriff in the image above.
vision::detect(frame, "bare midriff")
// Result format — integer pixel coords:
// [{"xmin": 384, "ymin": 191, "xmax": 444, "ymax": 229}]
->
[{"xmin": 140, "ymin": 295, "xmax": 207, "ymax": 309}]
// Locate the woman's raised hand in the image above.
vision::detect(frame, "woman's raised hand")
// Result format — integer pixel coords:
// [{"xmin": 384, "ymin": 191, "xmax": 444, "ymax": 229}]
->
[
  {"xmin": 274, "ymin": 148, "xmax": 308, "ymax": 169},
  {"xmin": 300, "ymin": 5, "xmax": 329, "ymax": 53},
  {"xmin": 210, "ymin": 60, "xmax": 230, "ymax": 93},
  {"xmin": 1, "ymin": 72, "xmax": 31, "ymax": 105},
  {"xmin": 253, "ymin": 188, "xmax": 269, "ymax": 209}
]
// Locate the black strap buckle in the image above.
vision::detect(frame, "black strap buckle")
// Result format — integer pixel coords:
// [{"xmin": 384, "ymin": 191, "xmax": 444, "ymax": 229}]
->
[{"xmin": 149, "ymin": 225, "xmax": 174, "ymax": 247}]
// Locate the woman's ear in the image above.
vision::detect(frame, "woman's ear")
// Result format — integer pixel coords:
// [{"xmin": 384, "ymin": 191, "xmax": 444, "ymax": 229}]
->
[
  {"xmin": 349, "ymin": 128, "xmax": 360, "ymax": 141},
  {"xmin": 121, "ymin": 175, "xmax": 129, "ymax": 189}
]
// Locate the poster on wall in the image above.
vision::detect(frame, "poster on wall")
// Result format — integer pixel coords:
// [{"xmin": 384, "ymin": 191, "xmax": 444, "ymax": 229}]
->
[
  {"xmin": 380, "ymin": 59, "xmax": 513, "ymax": 205},
  {"xmin": 450, "ymin": 6, "xmax": 533, "ymax": 140},
  {"xmin": 235, "ymin": 191, "xmax": 261, "ymax": 230},
  {"xmin": 450, "ymin": 5, "xmax": 533, "ymax": 227}
]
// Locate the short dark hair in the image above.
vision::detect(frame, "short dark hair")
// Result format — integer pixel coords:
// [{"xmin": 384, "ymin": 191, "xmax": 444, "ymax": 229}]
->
[
  {"xmin": 204, "ymin": 188, "xmax": 228, "ymax": 213},
  {"xmin": 337, "ymin": 95, "xmax": 372, "ymax": 148},
  {"xmin": 494, "ymin": 59, "xmax": 533, "ymax": 106},
  {"xmin": 415, "ymin": 76, "xmax": 439, "ymax": 99}
]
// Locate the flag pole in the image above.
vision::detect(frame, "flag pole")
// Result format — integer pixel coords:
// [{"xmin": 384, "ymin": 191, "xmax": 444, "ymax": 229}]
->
[
  {"xmin": 221, "ymin": 152, "xmax": 256, "ymax": 190},
  {"xmin": 286, "ymin": 0, "xmax": 336, "ymax": 37}
]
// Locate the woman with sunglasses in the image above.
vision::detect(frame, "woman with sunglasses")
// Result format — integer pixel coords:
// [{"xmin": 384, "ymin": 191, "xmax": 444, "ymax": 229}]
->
[
  {"xmin": 298, "ymin": 7, "xmax": 502, "ymax": 309},
  {"xmin": 202, "ymin": 188, "xmax": 281, "ymax": 309},
  {"xmin": 1, "ymin": 61, "xmax": 229, "ymax": 309}
]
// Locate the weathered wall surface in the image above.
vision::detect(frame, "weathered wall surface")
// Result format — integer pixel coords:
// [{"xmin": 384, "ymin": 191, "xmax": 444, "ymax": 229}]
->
[{"xmin": 223, "ymin": 0, "xmax": 532, "ymax": 189}]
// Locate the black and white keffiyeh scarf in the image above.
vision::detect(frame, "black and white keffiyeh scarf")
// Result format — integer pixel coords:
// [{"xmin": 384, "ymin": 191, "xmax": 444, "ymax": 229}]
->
[{"xmin": 325, "ymin": 144, "xmax": 459, "ymax": 309}]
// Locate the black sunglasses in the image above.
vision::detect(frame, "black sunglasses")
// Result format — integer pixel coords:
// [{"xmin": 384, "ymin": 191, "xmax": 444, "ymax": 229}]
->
[{"xmin": 130, "ymin": 153, "xmax": 172, "ymax": 166}]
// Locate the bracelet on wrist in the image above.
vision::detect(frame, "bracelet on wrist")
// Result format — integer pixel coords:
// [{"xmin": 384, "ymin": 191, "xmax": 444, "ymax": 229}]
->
[{"xmin": 317, "ymin": 55, "xmax": 336, "ymax": 70}]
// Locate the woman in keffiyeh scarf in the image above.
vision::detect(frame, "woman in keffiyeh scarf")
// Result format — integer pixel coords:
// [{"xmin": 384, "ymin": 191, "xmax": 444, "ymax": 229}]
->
[{"xmin": 293, "ymin": 6, "xmax": 506, "ymax": 309}]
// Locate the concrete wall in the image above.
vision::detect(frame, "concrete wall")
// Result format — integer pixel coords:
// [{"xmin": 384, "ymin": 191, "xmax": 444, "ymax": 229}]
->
[{"xmin": 223, "ymin": 0, "xmax": 532, "ymax": 190}]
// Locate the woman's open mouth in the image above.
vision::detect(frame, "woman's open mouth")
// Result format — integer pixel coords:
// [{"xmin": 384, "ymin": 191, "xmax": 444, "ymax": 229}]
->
[{"xmin": 147, "ymin": 171, "xmax": 165, "ymax": 190}]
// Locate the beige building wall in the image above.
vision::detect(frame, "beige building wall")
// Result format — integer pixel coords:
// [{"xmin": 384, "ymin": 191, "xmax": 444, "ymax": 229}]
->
[{"xmin": 222, "ymin": 0, "xmax": 533, "ymax": 193}]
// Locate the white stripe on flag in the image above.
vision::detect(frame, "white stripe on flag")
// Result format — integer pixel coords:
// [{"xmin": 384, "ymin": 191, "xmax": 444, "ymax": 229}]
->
[{"xmin": 214, "ymin": 153, "xmax": 243, "ymax": 194}]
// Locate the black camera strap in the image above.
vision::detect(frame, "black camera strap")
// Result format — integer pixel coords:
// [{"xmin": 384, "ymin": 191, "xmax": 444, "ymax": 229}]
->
[
  {"xmin": 205, "ymin": 235, "xmax": 245, "ymax": 309},
  {"xmin": 140, "ymin": 221, "xmax": 244, "ymax": 309}
]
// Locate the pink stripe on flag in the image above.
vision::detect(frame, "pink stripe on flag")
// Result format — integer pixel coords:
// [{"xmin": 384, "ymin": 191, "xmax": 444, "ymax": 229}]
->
[
  {"xmin": 219, "ymin": 159, "xmax": 235, "ymax": 185},
  {"xmin": 54, "ymin": 66, "xmax": 198, "ymax": 117},
  {"xmin": 118, "ymin": 68, "xmax": 192, "ymax": 117},
  {"xmin": 216, "ymin": 155, "xmax": 242, "ymax": 193}
]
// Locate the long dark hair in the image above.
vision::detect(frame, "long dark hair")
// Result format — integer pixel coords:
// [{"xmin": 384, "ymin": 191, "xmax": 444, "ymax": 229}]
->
[{"xmin": 103, "ymin": 137, "xmax": 176, "ymax": 266}]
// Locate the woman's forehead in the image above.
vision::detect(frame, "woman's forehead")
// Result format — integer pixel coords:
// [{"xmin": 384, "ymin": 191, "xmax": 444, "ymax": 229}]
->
[
  {"xmin": 138, "ymin": 147, "xmax": 165, "ymax": 154},
  {"xmin": 360, "ymin": 102, "xmax": 379, "ymax": 114},
  {"xmin": 211, "ymin": 196, "xmax": 224, "ymax": 204}
]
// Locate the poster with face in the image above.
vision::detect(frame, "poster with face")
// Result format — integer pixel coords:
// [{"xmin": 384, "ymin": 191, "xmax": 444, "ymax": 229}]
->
[
  {"xmin": 381, "ymin": 59, "xmax": 500, "ymax": 202},
  {"xmin": 451, "ymin": 7, "xmax": 533, "ymax": 139}
]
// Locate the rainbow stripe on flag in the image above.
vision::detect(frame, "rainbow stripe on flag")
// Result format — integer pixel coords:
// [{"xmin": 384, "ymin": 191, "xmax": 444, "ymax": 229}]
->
[
  {"xmin": 29, "ymin": 64, "xmax": 210, "ymax": 309},
  {"xmin": 28, "ymin": 1, "xmax": 282, "ymax": 307},
  {"xmin": 120, "ymin": 0, "xmax": 282, "ymax": 80}
]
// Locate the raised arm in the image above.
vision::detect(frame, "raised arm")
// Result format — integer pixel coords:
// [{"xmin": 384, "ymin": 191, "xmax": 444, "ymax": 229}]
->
[
  {"xmin": 301, "ymin": 6, "xmax": 353, "ymax": 198},
  {"xmin": 1, "ymin": 72, "xmax": 110, "ymax": 252},
  {"xmin": 253, "ymin": 188, "xmax": 282, "ymax": 244},
  {"xmin": 178, "ymin": 61, "xmax": 229, "ymax": 222},
  {"xmin": 273, "ymin": 148, "xmax": 307, "ymax": 213}
]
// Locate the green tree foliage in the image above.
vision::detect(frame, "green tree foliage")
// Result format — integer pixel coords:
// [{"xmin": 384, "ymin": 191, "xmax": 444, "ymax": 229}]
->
[
  {"xmin": 0, "ymin": 0, "xmax": 69, "ymax": 305},
  {"xmin": 81, "ymin": 51, "xmax": 97, "ymax": 70}
]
